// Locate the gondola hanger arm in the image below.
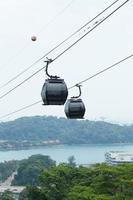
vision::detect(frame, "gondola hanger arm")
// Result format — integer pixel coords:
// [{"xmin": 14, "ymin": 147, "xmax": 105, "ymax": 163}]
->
[
  {"xmin": 72, "ymin": 84, "xmax": 82, "ymax": 98},
  {"xmin": 44, "ymin": 58, "xmax": 60, "ymax": 79}
]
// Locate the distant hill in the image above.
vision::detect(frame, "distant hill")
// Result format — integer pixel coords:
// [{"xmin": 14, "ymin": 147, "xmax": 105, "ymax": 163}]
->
[{"xmin": 0, "ymin": 116, "xmax": 133, "ymax": 145}]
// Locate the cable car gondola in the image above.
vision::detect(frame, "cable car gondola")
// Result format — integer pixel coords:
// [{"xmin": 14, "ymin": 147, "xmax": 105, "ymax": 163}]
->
[
  {"xmin": 65, "ymin": 84, "xmax": 85, "ymax": 119},
  {"xmin": 41, "ymin": 58, "xmax": 68, "ymax": 105}
]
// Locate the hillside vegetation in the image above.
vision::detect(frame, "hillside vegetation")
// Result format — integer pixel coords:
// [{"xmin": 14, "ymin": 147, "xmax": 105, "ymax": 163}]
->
[
  {"xmin": 0, "ymin": 160, "xmax": 18, "ymax": 182},
  {"xmin": 12, "ymin": 154, "xmax": 55, "ymax": 186},
  {"xmin": 20, "ymin": 163, "xmax": 133, "ymax": 200},
  {"xmin": 2, "ymin": 155, "xmax": 133, "ymax": 199},
  {"xmin": 0, "ymin": 116, "xmax": 133, "ymax": 145}
]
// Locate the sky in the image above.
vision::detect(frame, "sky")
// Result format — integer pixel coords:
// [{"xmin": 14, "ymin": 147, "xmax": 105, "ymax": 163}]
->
[{"xmin": 0, "ymin": 0, "xmax": 132, "ymax": 123}]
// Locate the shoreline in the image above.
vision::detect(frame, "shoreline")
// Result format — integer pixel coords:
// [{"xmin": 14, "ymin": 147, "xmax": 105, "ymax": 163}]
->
[{"xmin": 0, "ymin": 142, "xmax": 133, "ymax": 152}]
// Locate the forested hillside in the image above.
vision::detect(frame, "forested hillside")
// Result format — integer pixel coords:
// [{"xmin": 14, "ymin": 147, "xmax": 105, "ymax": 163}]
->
[
  {"xmin": 0, "ymin": 160, "xmax": 18, "ymax": 182},
  {"xmin": 20, "ymin": 163, "xmax": 133, "ymax": 200},
  {"xmin": 0, "ymin": 116, "xmax": 133, "ymax": 145},
  {"xmin": 12, "ymin": 154, "xmax": 55, "ymax": 186}
]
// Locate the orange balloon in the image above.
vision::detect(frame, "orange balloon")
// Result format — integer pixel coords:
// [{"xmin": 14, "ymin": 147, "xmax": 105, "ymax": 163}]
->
[{"xmin": 31, "ymin": 36, "xmax": 37, "ymax": 41}]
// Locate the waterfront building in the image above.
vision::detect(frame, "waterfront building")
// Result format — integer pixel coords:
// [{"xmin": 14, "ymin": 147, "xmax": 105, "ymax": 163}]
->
[{"xmin": 105, "ymin": 151, "xmax": 133, "ymax": 165}]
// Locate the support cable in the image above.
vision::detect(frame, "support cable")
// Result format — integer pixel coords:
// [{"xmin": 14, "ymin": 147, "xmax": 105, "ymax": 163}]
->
[
  {"xmin": 0, "ymin": 0, "xmax": 121, "ymax": 89},
  {"xmin": 0, "ymin": 53, "xmax": 132, "ymax": 120},
  {"xmin": 0, "ymin": 0, "xmax": 129, "ymax": 100}
]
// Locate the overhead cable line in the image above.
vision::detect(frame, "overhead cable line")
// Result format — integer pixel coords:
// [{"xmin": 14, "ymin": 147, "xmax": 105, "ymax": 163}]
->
[
  {"xmin": 0, "ymin": 53, "xmax": 132, "ymax": 120},
  {"xmin": 0, "ymin": 0, "xmax": 75, "ymax": 81},
  {"xmin": 0, "ymin": 100, "xmax": 42, "ymax": 120},
  {"xmin": 0, "ymin": 0, "xmax": 129, "ymax": 100},
  {"xmin": 0, "ymin": 0, "xmax": 120, "ymax": 90},
  {"xmin": 68, "ymin": 54, "xmax": 133, "ymax": 89},
  {"xmin": 52, "ymin": 0, "xmax": 130, "ymax": 62},
  {"xmin": 0, "ymin": 66, "xmax": 45, "ymax": 100}
]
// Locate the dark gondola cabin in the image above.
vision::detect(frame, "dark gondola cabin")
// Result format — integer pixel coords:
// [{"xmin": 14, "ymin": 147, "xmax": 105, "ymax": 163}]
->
[
  {"xmin": 41, "ymin": 58, "xmax": 68, "ymax": 105},
  {"xmin": 65, "ymin": 98, "xmax": 85, "ymax": 119},
  {"xmin": 64, "ymin": 84, "xmax": 85, "ymax": 119},
  {"xmin": 41, "ymin": 78, "xmax": 68, "ymax": 105}
]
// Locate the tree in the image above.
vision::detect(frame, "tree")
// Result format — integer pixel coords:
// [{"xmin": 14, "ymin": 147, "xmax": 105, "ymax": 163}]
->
[
  {"xmin": 68, "ymin": 185, "xmax": 112, "ymax": 200},
  {"xmin": 39, "ymin": 164, "xmax": 73, "ymax": 200},
  {"xmin": 19, "ymin": 187, "xmax": 47, "ymax": 200},
  {"xmin": 1, "ymin": 115, "xmax": 133, "ymax": 146},
  {"xmin": 12, "ymin": 155, "xmax": 56, "ymax": 186},
  {"xmin": 0, "ymin": 190, "xmax": 14, "ymax": 200},
  {"xmin": 22, "ymin": 163, "xmax": 133, "ymax": 199},
  {"xmin": 19, "ymin": 189, "xmax": 28, "ymax": 200},
  {"xmin": 67, "ymin": 156, "xmax": 76, "ymax": 167},
  {"xmin": 0, "ymin": 160, "xmax": 18, "ymax": 182}
]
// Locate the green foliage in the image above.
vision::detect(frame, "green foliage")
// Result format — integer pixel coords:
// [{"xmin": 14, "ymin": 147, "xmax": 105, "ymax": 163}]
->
[
  {"xmin": 67, "ymin": 185, "xmax": 96, "ymax": 200},
  {"xmin": 67, "ymin": 186, "xmax": 112, "ymax": 200},
  {"xmin": 23, "ymin": 163, "xmax": 133, "ymax": 200},
  {"xmin": 12, "ymin": 154, "xmax": 55, "ymax": 186},
  {"xmin": 0, "ymin": 160, "xmax": 18, "ymax": 182},
  {"xmin": 19, "ymin": 187, "xmax": 47, "ymax": 200},
  {"xmin": 67, "ymin": 155, "xmax": 76, "ymax": 167},
  {"xmin": 18, "ymin": 189, "xmax": 28, "ymax": 200},
  {"xmin": 39, "ymin": 164, "xmax": 76, "ymax": 200},
  {"xmin": 0, "ymin": 116, "xmax": 133, "ymax": 145},
  {"xmin": 0, "ymin": 190, "xmax": 14, "ymax": 200}
]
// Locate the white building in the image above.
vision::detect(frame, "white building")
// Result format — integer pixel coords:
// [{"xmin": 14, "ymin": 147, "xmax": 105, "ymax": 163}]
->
[{"xmin": 105, "ymin": 151, "xmax": 133, "ymax": 165}]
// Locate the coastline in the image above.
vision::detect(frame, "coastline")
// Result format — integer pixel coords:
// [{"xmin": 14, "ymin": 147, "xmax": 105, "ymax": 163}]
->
[{"xmin": 0, "ymin": 142, "xmax": 133, "ymax": 152}]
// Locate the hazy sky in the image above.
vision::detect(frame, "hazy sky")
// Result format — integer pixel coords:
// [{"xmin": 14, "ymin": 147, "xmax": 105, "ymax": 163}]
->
[{"xmin": 0, "ymin": 0, "xmax": 132, "ymax": 123}]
